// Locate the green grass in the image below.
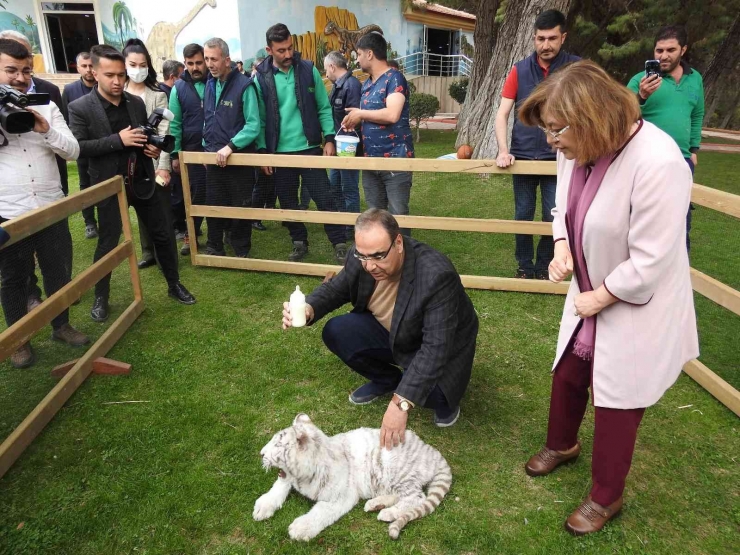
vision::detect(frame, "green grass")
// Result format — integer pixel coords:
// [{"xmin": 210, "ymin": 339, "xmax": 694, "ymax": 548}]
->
[{"xmin": 0, "ymin": 130, "xmax": 738, "ymax": 554}]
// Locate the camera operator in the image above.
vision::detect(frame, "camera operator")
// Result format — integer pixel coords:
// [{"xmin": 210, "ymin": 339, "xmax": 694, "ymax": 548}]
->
[
  {"xmin": 68, "ymin": 45, "xmax": 195, "ymax": 323},
  {"xmin": 0, "ymin": 39, "xmax": 89, "ymax": 369}
]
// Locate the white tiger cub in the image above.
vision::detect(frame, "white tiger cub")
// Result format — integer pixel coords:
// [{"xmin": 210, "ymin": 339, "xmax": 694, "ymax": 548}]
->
[{"xmin": 254, "ymin": 413, "xmax": 452, "ymax": 541}]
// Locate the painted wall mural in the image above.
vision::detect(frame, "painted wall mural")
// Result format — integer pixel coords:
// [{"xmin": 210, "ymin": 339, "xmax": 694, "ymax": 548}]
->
[
  {"xmin": 239, "ymin": 0, "xmax": 418, "ymax": 70},
  {"xmin": 0, "ymin": 0, "xmax": 42, "ymax": 69},
  {"xmin": 99, "ymin": 0, "xmax": 239, "ymax": 74}
]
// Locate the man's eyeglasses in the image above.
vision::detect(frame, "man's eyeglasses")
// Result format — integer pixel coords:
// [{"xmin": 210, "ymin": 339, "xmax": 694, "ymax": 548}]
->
[
  {"xmin": 538, "ymin": 124, "xmax": 570, "ymax": 141},
  {"xmin": 353, "ymin": 240, "xmax": 396, "ymax": 262},
  {"xmin": 3, "ymin": 68, "xmax": 33, "ymax": 80}
]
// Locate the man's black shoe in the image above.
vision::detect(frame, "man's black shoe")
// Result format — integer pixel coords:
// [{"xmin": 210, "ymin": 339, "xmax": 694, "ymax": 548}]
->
[
  {"xmin": 515, "ymin": 269, "xmax": 534, "ymax": 279},
  {"xmin": 349, "ymin": 382, "xmax": 396, "ymax": 405},
  {"xmin": 535, "ymin": 270, "xmax": 549, "ymax": 280},
  {"xmin": 168, "ymin": 282, "xmax": 196, "ymax": 305},
  {"xmin": 288, "ymin": 241, "xmax": 308, "ymax": 262},
  {"xmin": 85, "ymin": 223, "xmax": 98, "ymax": 239},
  {"xmin": 204, "ymin": 247, "xmax": 226, "ymax": 256},
  {"xmin": 138, "ymin": 258, "xmax": 156, "ymax": 269},
  {"xmin": 252, "ymin": 221, "xmax": 267, "ymax": 231},
  {"xmin": 91, "ymin": 296, "xmax": 109, "ymax": 322}
]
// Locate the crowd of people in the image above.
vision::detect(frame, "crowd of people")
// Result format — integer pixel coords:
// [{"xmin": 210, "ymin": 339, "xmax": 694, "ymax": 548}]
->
[{"xmin": 0, "ymin": 8, "xmax": 704, "ymax": 538}]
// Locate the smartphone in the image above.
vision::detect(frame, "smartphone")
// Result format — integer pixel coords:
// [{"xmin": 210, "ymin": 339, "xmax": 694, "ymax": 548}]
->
[{"xmin": 645, "ymin": 60, "xmax": 661, "ymax": 78}]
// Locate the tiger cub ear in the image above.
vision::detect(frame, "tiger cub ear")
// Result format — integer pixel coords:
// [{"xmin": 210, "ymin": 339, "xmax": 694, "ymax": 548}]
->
[{"xmin": 293, "ymin": 413, "xmax": 312, "ymax": 425}]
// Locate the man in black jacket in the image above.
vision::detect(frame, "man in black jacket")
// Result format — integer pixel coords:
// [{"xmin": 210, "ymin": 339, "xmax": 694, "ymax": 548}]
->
[
  {"xmin": 282, "ymin": 209, "xmax": 478, "ymax": 447},
  {"xmin": 68, "ymin": 45, "xmax": 195, "ymax": 322},
  {"xmin": 62, "ymin": 51, "xmax": 97, "ymax": 239}
]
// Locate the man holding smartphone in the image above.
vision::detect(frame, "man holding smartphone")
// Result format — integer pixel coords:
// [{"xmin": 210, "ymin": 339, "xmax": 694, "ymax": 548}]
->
[{"xmin": 627, "ymin": 25, "xmax": 704, "ymax": 251}]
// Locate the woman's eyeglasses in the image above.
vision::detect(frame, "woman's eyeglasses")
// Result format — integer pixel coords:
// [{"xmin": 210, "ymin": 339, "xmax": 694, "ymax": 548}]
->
[{"xmin": 538, "ymin": 124, "xmax": 570, "ymax": 141}]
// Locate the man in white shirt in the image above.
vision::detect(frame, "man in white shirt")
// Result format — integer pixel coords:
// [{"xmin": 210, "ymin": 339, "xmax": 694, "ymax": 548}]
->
[{"xmin": 0, "ymin": 39, "xmax": 89, "ymax": 369}]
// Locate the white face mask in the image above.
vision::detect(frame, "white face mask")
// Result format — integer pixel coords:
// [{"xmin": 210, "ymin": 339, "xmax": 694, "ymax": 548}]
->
[{"xmin": 127, "ymin": 67, "xmax": 148, "ymax": 84}]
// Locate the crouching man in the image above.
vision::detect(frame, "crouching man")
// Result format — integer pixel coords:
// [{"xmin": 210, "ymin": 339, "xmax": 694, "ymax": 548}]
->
[{"xmin": 282, "ymin": 209, "xmax": 478, "ymax": 448}]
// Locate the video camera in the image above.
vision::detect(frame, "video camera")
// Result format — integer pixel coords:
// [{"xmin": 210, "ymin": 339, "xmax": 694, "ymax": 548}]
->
[
  {"xmin": 138, "ymin": 107, "xmax": 175, "ymax": 153},
  {"xmin": 0, "ymin": 84, "xmax": 50, "ymax": 134}
]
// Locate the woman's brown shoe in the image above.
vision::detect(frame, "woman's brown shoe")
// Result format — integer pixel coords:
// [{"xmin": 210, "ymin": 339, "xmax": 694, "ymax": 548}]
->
[
  {"xmin": 525, "ymin": 442, "xmax": 581, "ymax": 477},
  {"xmin": 565, "ymin": 495, "xmax": 623, "ymax": 535}
]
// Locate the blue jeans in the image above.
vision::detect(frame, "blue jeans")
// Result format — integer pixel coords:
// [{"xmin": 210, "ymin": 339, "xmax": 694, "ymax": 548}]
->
[
  {"xmin": 362, "ymin": 170, "xmax": 413, "ymax": 235},
  {"xmin": 322, "ymin": 312, "xmax": 450, "ymax": 411},
  {"xmin": 513, "ymin": 174, "xmax": 556, "ymax": 274},
  {"xmin": 329, "ymin": 168, "xmax": 361, "ymax": 213}
]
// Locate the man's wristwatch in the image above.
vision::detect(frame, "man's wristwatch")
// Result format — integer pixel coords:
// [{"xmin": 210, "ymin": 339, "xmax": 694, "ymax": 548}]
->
[{"xmin": 393, "ymin": 394, "xmax": 413, "ymax": 413}]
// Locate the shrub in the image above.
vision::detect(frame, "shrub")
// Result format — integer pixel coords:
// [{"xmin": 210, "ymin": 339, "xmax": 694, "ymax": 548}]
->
[
  {"xmin": 409, "ymin": 92, "xmax": 440, "ymax": 143},
  {"xmin": 448, "ymin": 77, "xmax": 469, "ymax": 105}
]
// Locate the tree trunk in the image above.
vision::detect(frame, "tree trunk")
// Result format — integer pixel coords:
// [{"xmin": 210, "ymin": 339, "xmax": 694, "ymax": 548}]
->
[
  {"xmin": 702, "ymin": 12, "xmax": 740, "ymax": 118},
  {"xmin": 464, "ymin": 0, "xmax": 501, "ymax": 105},
  {"xmin": 456, "ymin": 0, "xmax": 574, "ymax": 157},
  {"xmin": 719, "ymin": 85, "xmax": 740, "ymax": 129}
]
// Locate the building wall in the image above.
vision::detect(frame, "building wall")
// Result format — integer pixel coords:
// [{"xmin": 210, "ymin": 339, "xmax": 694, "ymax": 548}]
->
[
  {"xmin": 238, "ymin": 0, "xmax": 423, "ymax": 68},
  {"xmin": 0, "ymin": 0, "xmax": 44, "ymax": 70}
]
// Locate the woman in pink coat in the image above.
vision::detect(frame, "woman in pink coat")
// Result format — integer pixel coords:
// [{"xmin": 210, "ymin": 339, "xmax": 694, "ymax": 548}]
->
[{"xmin": 518, "ymin": 61, "xmax": 699, "ymax": 535}]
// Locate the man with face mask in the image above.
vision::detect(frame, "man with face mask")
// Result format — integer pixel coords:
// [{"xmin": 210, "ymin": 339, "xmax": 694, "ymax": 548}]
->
[
  {"xmin": 169, "ymin": 43, "xmax": 208, "ymax": 255},
  {"xmin": 494, "ymin": 10, "xmax": 580, "ymax": 281},
  {"xmin": 62, "ymin": 52, "xmax": 97, "ymax": 239},
  {"xmin": 627, "ymin": 25, "xmax": 704, "ymax": 252},
  {"xmin": 0, "ymin": 39, "xmax": 89, "ymax": 368}
]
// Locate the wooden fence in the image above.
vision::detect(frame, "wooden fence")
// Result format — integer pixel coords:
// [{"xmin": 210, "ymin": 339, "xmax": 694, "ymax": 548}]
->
[
  {"xmin": 0, "ymin": 177, "xmax": 144, "ymax": 478},
  {"xmin": 181, "ymin": 153, "xmax": 740, "ymax": 418}
]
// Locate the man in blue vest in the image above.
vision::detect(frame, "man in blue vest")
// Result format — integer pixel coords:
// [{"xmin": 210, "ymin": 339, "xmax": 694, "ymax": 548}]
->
[
  {"xmin": 494, "ymin": 9, "xmax": 580, "ymax": 280},
  {"xmin": 254, "ymin": 23, "xmax": 347, "ymax": 263},
  {"xmin": 169, "ymin": 43, "xmax": 208, "ymax": 256},
  {"xmin": 61, "ymin": 51, "xmax": 97, "ymax": 239},
  {"xmin": 201, "ymin": 38, "xmax": 260, "ymax": 258}
]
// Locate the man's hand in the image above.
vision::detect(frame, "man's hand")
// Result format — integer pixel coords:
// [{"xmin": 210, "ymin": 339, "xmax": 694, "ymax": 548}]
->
[
  {"xmin": 341, "ymin": 107, "xmax": 362, "ymax": 131},
  {"xmin": 26, "ymin": 108, "xmax": 50, "ymax": 134},
  {"xmin": 216, "ymin": 145, "xmax": 233, "ymax": 168},
  {"xmin": 261, "ymin": 166, "xmax": 274, "ymax": 176},
  {"xmin": 574, "ymin": 287, "xmax": 616, "ymax": 318},
  {"xmin": 172, "ymin": 158, "xmax": 180, "ymax": 174},
  {"xmin": 690, "ymin": 152, "xmax": 698, "ymax": 168},
  {"xmin": 380, "ymin": 400, "xmax": 407, "ymax": 451},
  {"xmin": 143, "ymin": 144, "xmax": 161, "ymax": 159},
  {"xmin": 638, "ymin": 74, "xmax": 662, "ymax": 100},
  {"xmin": 155, "ymin": 169, "xmax": 171, "ymax": 186},
  {"xmin": 323, "ymin": 141, "xmax": 336, "ymax": 157},
  {"xmin": 549, "ymin": 240, "xmax": 573, "ymax": 283},
  {"xmin": 496, "ymin": 151, "xmax": 515, "ymax": 168},
  {"xmin": 282, "ymin": 301, "xmax": 314, "ymax": 330},
  {"xmin": 119, "ymin": 126, "xmax": 147, "ymax": 148}
]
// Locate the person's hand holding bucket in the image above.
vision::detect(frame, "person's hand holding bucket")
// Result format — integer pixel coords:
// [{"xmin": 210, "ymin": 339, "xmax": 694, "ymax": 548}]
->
[{"xmin": 335, "ymin": 130, "xmax": 360, "ymax": 157}]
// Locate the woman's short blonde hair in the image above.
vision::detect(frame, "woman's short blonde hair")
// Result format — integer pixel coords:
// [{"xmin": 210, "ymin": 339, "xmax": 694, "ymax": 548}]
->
[{"xmin": 518, "ymin": 60, "xmax": 641, "ymax": 165}]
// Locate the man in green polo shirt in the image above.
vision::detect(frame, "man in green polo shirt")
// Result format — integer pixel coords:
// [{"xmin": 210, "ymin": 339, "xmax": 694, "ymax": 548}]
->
[
  {"xmin": 627, "ymin": 25, "xmax": 704, "ymax": 251},
  {"xmin": 254, "ymin": 23, "xmax": 347, "ymax": 263},
  {"xmin": 169, "ymin": 43, "xmax": 208, "ymax": 256}
]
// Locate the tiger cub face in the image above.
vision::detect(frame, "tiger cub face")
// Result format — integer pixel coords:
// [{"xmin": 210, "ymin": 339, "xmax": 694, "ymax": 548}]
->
[{"xmin": 260, "ymin": 413, "xmax": 316, "ymax": 478}]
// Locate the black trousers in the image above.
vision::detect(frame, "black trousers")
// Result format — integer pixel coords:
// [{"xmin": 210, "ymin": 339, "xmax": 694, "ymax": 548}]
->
[
  {"xmin": 139, "ymin": 185, "xmax": 174, "ymax": 261},
  {"xmin": 251, "ymin": 170, "xmax": 277, "ymax": 210},
  {"xmin": 172, "ymin": 163, "xmax": 207, "ymax": 236},
  {"xmin": 273, "ymin": 148, "xmax": 345, "ymax": 246},
  {"xmin": 0, "ymin": 217, "xmax": 72, "ymax": 329},
  {"xmin": 205, "ymin": 164, "xmax": 255, "ymax": 255},
  {"xmin": 95, "ymin": 186, "xmax": 179, "ymax": 299},
  {"xmin": 78, "ymin": 158, "xmax": 96, "ymax": 226}
]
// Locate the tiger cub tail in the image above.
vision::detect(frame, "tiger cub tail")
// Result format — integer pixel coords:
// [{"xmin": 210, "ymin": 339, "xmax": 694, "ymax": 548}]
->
[{"xmin": 388, "ymin": 458, "xmax": 452, "ymax": 540}]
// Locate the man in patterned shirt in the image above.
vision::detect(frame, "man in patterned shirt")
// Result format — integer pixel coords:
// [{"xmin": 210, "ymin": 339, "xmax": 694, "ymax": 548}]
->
[{"xmin": 341, "ymin": 32, "xmax": 414, "ymax": 235}]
